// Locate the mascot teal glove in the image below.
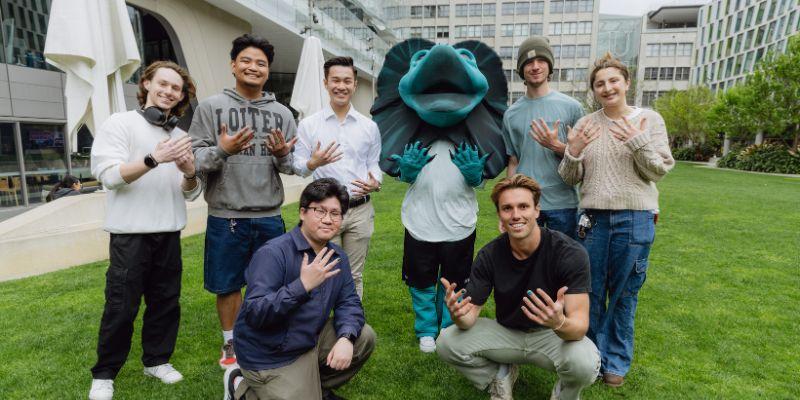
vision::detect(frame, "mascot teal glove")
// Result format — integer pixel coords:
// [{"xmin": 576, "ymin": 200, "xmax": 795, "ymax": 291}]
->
[
  {"xmin": 389, "ymin": 141, "xmax": 435, "ymax": 184},
  {"xmin": 450, "ymin": 142, "xmax": 489, "ymax": 187}
]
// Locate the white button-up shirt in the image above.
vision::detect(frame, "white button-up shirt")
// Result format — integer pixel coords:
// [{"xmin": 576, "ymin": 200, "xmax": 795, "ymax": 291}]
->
[{"xmin": 293, "ymin": 104, "xmax": 383, "ymax": 197}]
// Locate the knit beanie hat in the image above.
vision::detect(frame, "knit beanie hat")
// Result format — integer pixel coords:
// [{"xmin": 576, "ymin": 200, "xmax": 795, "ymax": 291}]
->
[{"xmin": 516, "ymin": 36, "xmax": 554, "ymax": 79}]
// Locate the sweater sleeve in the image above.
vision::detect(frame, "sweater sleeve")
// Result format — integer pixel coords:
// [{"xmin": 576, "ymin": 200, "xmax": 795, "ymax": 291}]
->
[
  {"xmin": 558, "ymin": 115, "xmax": 589, "ymax": 186},
  {"xmin": 90, "ymin": 116, "xmax": 129, "ymax": 190},
  {"xmin": 624, "ymin": 111, "xmax": 675, "ymax": 183},
  {"xmin": 190, "ymin": 101, "xmax": 230, "ymax": 173}
]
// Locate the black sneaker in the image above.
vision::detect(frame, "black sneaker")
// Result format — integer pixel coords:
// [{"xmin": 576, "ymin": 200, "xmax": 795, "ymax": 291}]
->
[{"xmin": 223, "ymin": 367, "xmax": 242, "ymax": 400}]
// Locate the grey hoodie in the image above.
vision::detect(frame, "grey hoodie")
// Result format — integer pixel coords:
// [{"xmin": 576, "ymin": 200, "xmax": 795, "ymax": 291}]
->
[{"xmin": 190, "ymin": 88, "xmax": 297, "ymax": 218}]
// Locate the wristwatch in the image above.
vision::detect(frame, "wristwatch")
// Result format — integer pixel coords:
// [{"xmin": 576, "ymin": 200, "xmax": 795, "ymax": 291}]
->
[
  {"xmin": 339, "ymin": 332, "xmax": 357, "ymax": 344},
  {"xmin": 144, "ymin": 153, "xmax": 159, "ymax": 168}
]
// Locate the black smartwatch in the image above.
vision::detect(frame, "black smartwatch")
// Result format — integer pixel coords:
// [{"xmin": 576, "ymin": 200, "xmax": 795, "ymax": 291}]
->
[
  {"xmin": 144, "ymin": 153, "xmax": 159, "ymax": 168},
  {"xmin": 339, "ymin": 332, "xmax": 357, "ymax": 344}
]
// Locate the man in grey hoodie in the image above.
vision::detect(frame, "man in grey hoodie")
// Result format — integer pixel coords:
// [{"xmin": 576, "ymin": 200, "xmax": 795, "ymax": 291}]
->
[{"xmin": 189, "ymin": 34, "xmax": 298, "ymax": 369}]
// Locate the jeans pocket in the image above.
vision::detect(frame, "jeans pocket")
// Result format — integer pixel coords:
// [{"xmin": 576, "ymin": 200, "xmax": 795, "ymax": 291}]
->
[
  {"xmin": 630, "ymin": 212, "xmax": 655, "ymax": 245},
  {"xmin": 623, "ymin": 258, "xmax": 649, "ymax": 297}
]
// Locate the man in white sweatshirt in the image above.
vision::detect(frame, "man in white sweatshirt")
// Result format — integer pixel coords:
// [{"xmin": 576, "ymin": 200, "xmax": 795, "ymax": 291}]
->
[{"xmin": 88, "ymin": 61, "xmax": 202, "ymax": 400}]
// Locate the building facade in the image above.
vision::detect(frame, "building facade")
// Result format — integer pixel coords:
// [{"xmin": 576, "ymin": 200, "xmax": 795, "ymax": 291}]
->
[
  {"xmin": 0, "ymin": 0, "xmax": 394, "ymax": 209},
  {"xmin": 596, "ymin": 14, "xmax": 641, "ymax": 105},
  {"xmin": 635, "ymin": 5, "xmax": 700, "ymax": 107},
  {"xmin": 387, "ymin": 0, "xmax": 600, "ymax": 105},
  {"xmin": 692, "ymin": 0, "xmax": 800, "ymax": 92}
]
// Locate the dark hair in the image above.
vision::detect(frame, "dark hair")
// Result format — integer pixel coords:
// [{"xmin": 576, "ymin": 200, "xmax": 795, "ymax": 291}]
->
[
  {"xmin": 299, "ymin": 178, "xmax": 350, "ymax": 216},
  {"xmin": 490, "ymin": 174, "xmax": 541, "ymax": 211},
  {"xmin": 46, "ymin": 175, "xmax": 80, "ymax": 202},
  {"xmin": 323, "ymin": 56, "xmax": 357, "ymax": 79},
  {"xmin": 230, "ymin": 34, "xmax": 275, "ymax": 64},
  {"xmin": 137, "ymin": 60, "xmax": 196, "ymax": 117}
]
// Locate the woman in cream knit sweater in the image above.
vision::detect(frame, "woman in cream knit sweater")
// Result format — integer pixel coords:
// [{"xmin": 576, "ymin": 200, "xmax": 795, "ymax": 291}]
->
[{"xmin": 558, "ymin": 53, "xmax": 674, "ymax": 388}]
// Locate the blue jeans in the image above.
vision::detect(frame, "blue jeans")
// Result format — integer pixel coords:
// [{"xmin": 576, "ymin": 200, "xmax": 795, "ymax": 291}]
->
[
  {"xmin": 204, "ymin": 215, "xmax": 286, "ymax": 294},
  {"xmin": 578, "ymin": 209, "xmax": 655, "ymax": 377},
  {"xmin": 538, "ymin": 208, "xmax": 578, "ymax": 239}
]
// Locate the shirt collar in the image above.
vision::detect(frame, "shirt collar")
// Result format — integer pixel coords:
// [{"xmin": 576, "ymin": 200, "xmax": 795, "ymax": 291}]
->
[
  {"xmin": 289, "ymin": 225, "xmax": 340, "ymax": 256},
  {"xmin": 323, "ymin": 104, "xmax": 358, "ymax": 123}
]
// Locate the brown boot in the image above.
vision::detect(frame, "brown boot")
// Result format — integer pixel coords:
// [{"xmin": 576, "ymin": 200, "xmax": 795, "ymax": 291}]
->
[{"xmin": 603, "ymin": 373, "xmax": 624, "ymax": 388}]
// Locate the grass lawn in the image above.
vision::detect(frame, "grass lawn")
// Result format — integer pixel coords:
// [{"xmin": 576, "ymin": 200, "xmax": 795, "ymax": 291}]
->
[{"xmin": 1, "ymin": 162, "xmax": 798, "ymax": 399}]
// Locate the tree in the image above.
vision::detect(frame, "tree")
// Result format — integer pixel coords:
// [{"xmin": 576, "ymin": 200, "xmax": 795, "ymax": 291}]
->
[
  {"xmin": 764, "ymin": 34, "xmax": 800, "ymax": 148},
  {"xmin": 653, "ymin": 86, "xmax": 715, "ymax": 147}
]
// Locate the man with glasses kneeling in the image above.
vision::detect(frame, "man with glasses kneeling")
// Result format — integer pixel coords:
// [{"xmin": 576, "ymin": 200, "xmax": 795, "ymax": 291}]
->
[{"xmin": 224, "ymin": 178, "xmax": 376, "ymax": 400}]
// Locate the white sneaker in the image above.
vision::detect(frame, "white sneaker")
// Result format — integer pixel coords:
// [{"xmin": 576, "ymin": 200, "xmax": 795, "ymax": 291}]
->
[
  {"xmin": 488, "ymin": 364, "xmax": 518, "ymax": 400},
  {"xmin": 144, "ymin": 363, "xmax": 184, "ymax": 384},
  {"xmin": 88, "ymin": 379, "xmax": 114, "ymax": 400},
  {"xmin": 419, "ymin": 336, "xmax": 436, "ymax": 353},
  {"xmin": 223, "ymin": 367, "xmax": 243, "ymax": 400}
]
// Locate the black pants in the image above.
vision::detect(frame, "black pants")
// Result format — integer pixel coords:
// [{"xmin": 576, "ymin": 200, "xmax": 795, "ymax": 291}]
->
[
  {"xmin": 91, "ymin": 232, "xmax": 182, "ymax": 379},
  {"xmin": 401, "ymin": 230, "xmax": 476, "ymax": 289}
]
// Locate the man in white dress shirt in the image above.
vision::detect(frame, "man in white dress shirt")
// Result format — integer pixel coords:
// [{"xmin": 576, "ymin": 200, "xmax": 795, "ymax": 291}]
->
[{"xmin": 293, "ymin": 56, "xmax": 382, "ymax": 299}]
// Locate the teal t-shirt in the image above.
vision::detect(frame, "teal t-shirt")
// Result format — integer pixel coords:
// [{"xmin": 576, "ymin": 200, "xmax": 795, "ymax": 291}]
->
[{"xmin": 501, "ymin": 90, "xmax": 584, "ymax": 210}]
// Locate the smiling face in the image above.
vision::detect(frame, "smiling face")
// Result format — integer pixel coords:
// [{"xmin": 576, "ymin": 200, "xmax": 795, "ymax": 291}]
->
[
  {"xmin": 143, "ymin": 67, "xmax": 185, "ymax": 111},
  {"xmin": 522, "ymin": 58, "xmax": 549, "ymax": 87},
  {"xmin": 231, "ymin": 46, "xmax": 270, "ymax": 89},
  {"xmin": 497, "ymin": 188, "xmax": 541, "ymax": 241},
  {"xmin": 592, "ymin": 67, "xmax": 630, "ymax": 108},
  {"xmin": 299, "ymin": 196, "xmax": 343, "ymax": 246},
  {"xmin": 325, "ymin": 65, "xmax": 357, "ymax": 108}
]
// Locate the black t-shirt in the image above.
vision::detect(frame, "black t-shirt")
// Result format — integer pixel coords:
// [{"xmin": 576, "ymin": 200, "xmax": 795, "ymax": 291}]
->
[{"xmin": 464, "ymin": 228, "xmax": 591, "ymax": 331}]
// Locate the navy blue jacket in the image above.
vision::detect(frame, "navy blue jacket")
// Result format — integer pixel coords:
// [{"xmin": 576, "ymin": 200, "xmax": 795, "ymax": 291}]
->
[{"xmin": 233, "ymin": 226, "xmax": 365, "ymax": 371}]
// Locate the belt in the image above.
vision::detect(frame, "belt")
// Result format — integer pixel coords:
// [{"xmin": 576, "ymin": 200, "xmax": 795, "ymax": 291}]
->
[{"xmin": 348, "ymin": 195, "xmax": 370, "ymax": 209}]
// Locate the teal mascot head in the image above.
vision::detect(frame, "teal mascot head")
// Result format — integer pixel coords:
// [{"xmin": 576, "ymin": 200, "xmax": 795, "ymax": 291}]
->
[{"xmin": 371, "ymin": 39, "xmax": 508, "ymax": 178}]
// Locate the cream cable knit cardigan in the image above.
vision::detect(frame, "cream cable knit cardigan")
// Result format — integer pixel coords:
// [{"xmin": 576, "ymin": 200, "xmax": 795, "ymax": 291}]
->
[{"xmin": 558, "ymin": 108, "xmax": 675, "ymax": 211}]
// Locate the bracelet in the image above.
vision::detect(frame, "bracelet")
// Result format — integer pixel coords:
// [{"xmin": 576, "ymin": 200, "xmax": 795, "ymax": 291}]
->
[{"xmin": 553, "ymin": 314, "xmax": 566, "ymax": 331}]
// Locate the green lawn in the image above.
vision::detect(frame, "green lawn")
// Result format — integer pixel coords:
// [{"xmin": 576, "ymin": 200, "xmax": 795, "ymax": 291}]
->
[{"xmin": 1, "ymin": 163, "xmax": 798, "ymax": 399}]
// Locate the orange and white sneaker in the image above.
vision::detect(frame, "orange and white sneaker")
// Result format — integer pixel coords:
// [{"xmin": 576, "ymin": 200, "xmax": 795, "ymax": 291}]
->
[{"xmin": 219, "ymin": 339, "xmax": 237, "ymax": 369}]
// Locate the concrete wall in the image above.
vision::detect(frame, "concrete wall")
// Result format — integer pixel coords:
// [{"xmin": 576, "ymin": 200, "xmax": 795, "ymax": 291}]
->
[
  {"xmin": 0, "ymin": 174, "xmax": 310, "ymax": 282},
  {"xmin": 0, "ymin": 64, "xmax": 67, "ymax": 121},
  {"xmin": 128, "ymin": 0, "xmax": 251, "ymax": 100}
]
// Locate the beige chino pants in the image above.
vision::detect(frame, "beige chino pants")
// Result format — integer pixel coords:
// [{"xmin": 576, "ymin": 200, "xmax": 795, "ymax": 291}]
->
[{"xmin": 332, "ymin": 201, "xmax": 375, "ymax": 299}]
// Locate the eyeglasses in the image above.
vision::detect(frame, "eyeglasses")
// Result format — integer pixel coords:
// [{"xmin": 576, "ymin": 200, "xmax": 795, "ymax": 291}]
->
[{"xmin": 306, "ymin": 206, "xmax": 343, "ymax": 222}]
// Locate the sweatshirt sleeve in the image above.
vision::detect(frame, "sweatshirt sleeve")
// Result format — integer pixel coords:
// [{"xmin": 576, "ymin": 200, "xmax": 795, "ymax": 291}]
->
[
  {"xmin": 190, "ymin": 101, "xmax": 230, "ymax": 173},
  {"xmin": 292, "ymin": 119, "xmax": 313, "ymax": 177},
  {"xmin": 90, "ymin": 116, "xmax": 129, "ymax": 190},
  {"xmin": 272, "ymin": 112, "xmax": 297, "ymax": 175},
  {"xmin": 624, "ymin": 111, "xmax": 675, "ymax": 183}
]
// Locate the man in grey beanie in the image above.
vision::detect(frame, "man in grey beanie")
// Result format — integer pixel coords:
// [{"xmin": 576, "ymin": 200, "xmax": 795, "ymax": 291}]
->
[{"xmin": 501, "ymin": 35, "xmax": 585, "ymax": 238}]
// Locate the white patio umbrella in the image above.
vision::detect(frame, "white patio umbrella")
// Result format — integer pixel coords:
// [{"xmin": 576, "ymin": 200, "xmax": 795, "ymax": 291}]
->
[
  {"xmin": 44, "ymin": 0, "xmax": 141, "ymax": 149},
  {"xmin": 290, "ymin": 36, "xmax": 329, "ymax": 120}
]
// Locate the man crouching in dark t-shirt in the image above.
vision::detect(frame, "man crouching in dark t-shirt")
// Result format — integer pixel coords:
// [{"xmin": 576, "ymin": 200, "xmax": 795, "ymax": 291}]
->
[{"xmin": 436, "ymin": 174, "xmax": 600, "ymax": 400}]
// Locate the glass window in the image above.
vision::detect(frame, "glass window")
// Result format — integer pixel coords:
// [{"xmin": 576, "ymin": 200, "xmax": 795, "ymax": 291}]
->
[
  {"xmin": 422, "ymin": 26, "xmax": 435, "ymax": 39},
  {"xmin": 578, "ymin": 21, "xmax": 592, "ymax": 34},
  {"xmin": 531, "ymin": 1, "xmax": 544, "ymax": 14},
  {"xmin": 577, "ymin": 45, "xmax": 590, "ymax": 58},
  {"xmin": 549, "ymin": 23, "xmax": 561, "ymax": 35},
  {"xmin": 659, "ymin": 67, "xmax": 674, "ymax": 80},
  {"xmin": 562, "ymin": 45, "xmax": 576, "ymax": 58},
  {"xmin": 438, "ymin": 5, "xmax": 449, "ymax": 17},
  {"xmin": 579, "ymin": 0, "xmax": 593, "ymax": 12},
  {"xmin": 0, "ymin": 123, "xmax": 22, "ymax": 207},
  {"xmin": 436, "ymin": 26, "xmax": 449, "ymax": 38},
  {"xmin": 410, "ymin": 5, "xmax": 422, "ymax": 18},
  {"xmin": 483, "ymin": 3, "xmax": 495, "ymax": 16},
  {"xmin": 504, "ymin": 69, "xmax": 513, "ymax": 82},
  {"xmin": 552, "ymin": 68, "xmax": 560, "ymax": 82},
  {"xmin": 469, "ymin": 3, "xmax": 482, "ymax": 17},
  {"xmin": 501, "ymin": 2, "xmax": 515, "ymax": 15},
  {"xmin": 0, "ymin": 0, "xmax": 61, "ymax": 69},
  {"xmin": 516, "ymin": 1, "xmax": 530, "ymax": 15},
  {"xmin": 455, "ymin": 4, "xmax": 468, "ymax": 17},
  {"xmin": 644, "ymin": 67, "xmax": 659, "ymax": 80},
  {"xmin": 500, "ymin": 46, "xmax": 514, "ymax": 60},
  {"xmin": 20, "ymin": 123, "xmax": 68, "ymax": 204},
  {"xmin": 483, "ymin": 24, "xmax": 495, "ymax": 37},
  {"xmin": 551, "ymin": 0, "xmax": 564, "ymax": 13},
  {"xmin": 647, "ymin": 44, "xmax": 659, "ymax": 57},
  {"xmin": 70, "ymin": 125, "xmax": 93, "ymax": 181},
  {"xmin": 574, "ymin": 68, "xmax": 587, "ymax": 81},
  {"xmin": 675, "ymin": 67, "xmax": 690, "ymax": 80},
  {"xmin": 423, "ymin": 5, "xmax": 436, "ymax": 18}
]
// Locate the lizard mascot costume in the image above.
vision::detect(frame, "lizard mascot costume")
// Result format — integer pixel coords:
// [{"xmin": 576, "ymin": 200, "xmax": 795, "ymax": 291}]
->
[{"xmin": 371, "ymin": 39, "xmax": 507, "ymax": 351}]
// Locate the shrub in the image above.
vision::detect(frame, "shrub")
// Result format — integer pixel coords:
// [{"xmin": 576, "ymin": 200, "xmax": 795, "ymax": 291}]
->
[
  {"xmin": 672, "ymin": 142, "xmax": 719, "ymax": 161},
  {"xmin": 717, "ymin": 143, "xmax": 800, "ymax": 174}
]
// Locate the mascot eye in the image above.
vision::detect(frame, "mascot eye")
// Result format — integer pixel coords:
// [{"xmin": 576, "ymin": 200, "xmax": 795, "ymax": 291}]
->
[
  {"xmin": 457, "ymin": 49, "xmax": 477, "ymax": 63},
  {"xmin": 410, "ymin": 50, "xmax": 430, "ymax": 67}
]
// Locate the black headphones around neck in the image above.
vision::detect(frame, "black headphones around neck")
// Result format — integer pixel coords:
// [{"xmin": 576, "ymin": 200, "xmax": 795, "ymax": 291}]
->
[{"xmin": 138, "ymin": 106, "xmax": 179, "ymax": 132}]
